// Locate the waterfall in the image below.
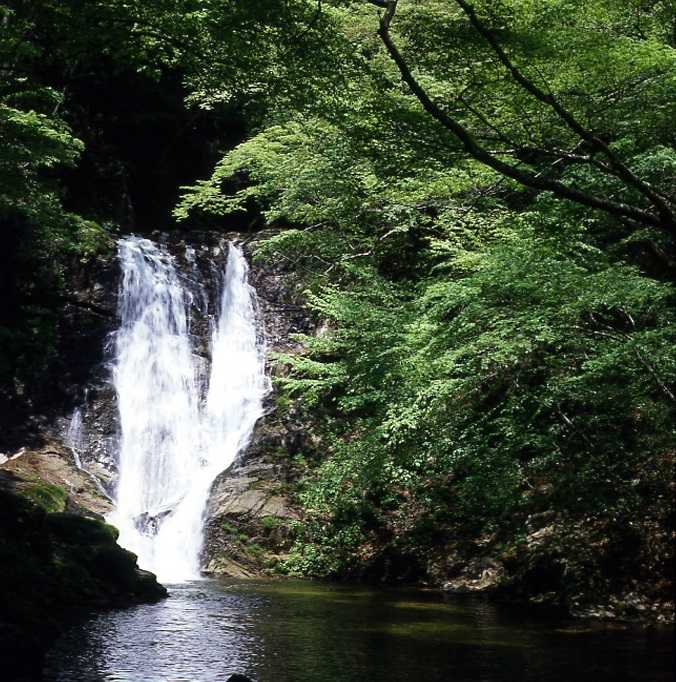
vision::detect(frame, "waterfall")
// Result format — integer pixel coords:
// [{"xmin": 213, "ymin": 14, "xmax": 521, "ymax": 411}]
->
[
  {"xmin": 107, "ymin": 236, "xmax": 267, "ymax": 583},
  {"xmin": 65, "ymin": 407, "xmax": 85, "ymax": 468}
]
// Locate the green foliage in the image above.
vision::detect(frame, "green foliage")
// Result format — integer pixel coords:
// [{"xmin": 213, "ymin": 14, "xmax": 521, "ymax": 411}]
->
[
  {"xmin": 245, "ymin": 542, "xmax": 266, "ymax": 559},
  {"xmin": 276, "ymin": 211, "xmax": 674, "ymax": 574},
  {"xmin": 220, "ymin": 520, "xmax": 238, "ymax": 534},
  {"xmin": 1, "ymin": 0, "xmax": 350, "ymax": 413},
  {"xmin": 3, "ymin": 0, "xmax": 674, "ymax": 592},
  {"xmin": 261, "ymin": 516, "xmax": 283, "ymax": 530},
  {"xmin": 0, "ymin": 3, "xmax": 116, "ymax": 409},
  {"xmin": 176, "ymin": 0, "xmax": 675, "ymax": 579},
  {"xmin": 23, "ymin": 483, "xmax": 67, "ymax": 513}
]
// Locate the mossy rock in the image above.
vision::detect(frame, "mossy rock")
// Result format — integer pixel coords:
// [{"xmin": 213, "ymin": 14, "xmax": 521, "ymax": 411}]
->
[
  {"xmin": 91, "ymin": 545, "xmax": 143, "ymax": 588},
  {"xmin": 23, "ymin": 483, "xmax": 67, "ymax": 513},
  {"xmin": 0, "ymin": 486, "xmax": 167, "ymax": 678},
  {"xmin": 46, "ymin": 512, "xmax": 119, "ymax": 546}
]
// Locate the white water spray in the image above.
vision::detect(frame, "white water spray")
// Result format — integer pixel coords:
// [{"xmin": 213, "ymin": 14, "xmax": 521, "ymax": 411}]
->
[
  {"xmin": 65, "ymin": 407, "xmax": 85, "ymax": 469},
  {"xmin": 107, "ymin": 236, "xmax": 267, "ymax": 583}
]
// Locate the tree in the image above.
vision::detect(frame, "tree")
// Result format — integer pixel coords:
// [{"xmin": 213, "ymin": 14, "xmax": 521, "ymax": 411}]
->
[
  {"xmin": 176, "ymin": 1, "xmax": 676, "ymax": 590},
  {"xmin": 363, "ymin": 0, "xmax": 675, "ymax": 236}
]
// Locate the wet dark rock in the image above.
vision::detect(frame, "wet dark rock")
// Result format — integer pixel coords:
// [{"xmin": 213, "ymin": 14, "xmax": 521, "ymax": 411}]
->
[
  {"xmin": 244, "ymin": 230, "xmax": 318, "ymax": 354},
  {"xmin": 134, "ymin": 508, "xmax": 174, "ymax": 536},
  {"xmin": 227, "ymin": 674, "xmax": 254, "ymax": 682},
  {"xmin": 0, "ymin": 485, "xmax": 166, "ymax": 679}
]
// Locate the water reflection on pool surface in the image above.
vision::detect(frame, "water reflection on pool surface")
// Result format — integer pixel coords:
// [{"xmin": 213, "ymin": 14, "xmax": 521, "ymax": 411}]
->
[{"xmin": 44, "ymin": 580, "xmax": 674, "ymax": 682}]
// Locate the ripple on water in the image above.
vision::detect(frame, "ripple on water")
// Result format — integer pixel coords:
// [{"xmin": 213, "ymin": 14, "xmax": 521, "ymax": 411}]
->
[{"xmin": 44, "ymin": 580, "xmax": 674, "ymax": 682}]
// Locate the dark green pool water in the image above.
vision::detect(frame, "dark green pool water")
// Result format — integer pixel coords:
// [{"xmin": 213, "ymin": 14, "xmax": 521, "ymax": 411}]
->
[{"xmin": 44, "ymin": 580, "xmax": 673, "ymax": 681}]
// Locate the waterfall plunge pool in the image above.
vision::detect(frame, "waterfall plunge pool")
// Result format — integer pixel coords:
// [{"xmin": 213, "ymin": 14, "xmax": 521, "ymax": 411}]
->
[{"xmin": 44, "ymin": 579, "xmax": 673, "ymax": 682}]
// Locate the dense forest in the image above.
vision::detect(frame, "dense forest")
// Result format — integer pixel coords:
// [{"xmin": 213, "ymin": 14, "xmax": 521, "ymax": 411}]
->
[{"xmin": 1, "ymin": 1, "xmax": 675, "ymax": 675}]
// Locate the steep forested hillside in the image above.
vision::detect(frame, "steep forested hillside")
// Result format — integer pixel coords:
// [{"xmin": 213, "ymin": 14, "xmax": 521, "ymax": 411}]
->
[
  {"xmin": 176, "ymin": 0, "xmax": 675, "ymax": 616},
  {"xmin": 1, "ymin": 0, "xmax": 674, "ymax": 621}
]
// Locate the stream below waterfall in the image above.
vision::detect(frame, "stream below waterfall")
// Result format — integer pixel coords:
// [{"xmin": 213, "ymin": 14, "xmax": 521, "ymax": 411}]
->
[{"xmin": 44, "ymin": 580, "xmax": 673, "ymax": 682}]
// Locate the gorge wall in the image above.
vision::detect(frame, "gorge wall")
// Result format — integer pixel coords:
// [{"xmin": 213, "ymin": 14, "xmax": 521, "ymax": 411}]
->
[
  {"xmin": 1, "ymin": 229, "xmax": 316, "ymax": 578},
  {"xmin": 2, "ymin": 225, "xmax": 673, "ymax": 628}
]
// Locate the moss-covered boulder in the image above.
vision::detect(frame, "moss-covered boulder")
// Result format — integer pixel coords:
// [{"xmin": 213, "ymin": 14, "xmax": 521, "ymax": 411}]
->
[{"xmin": 0, "ymin": 487, "xmax": 166, "ymax": 679}]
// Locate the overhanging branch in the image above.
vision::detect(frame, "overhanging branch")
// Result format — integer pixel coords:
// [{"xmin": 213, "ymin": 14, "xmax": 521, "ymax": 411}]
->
[
  {"xmin": 370, "ymin": 0, "xmax": 673, "ymax": 234},
  {"xmin": 452, "ymin": 0, "xmax": 675, "ymax": 227}
]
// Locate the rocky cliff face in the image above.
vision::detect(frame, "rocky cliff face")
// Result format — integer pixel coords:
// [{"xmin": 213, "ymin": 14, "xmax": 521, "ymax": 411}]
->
[
  {"xmin": 200, "ymin": 400, "xmax": 310, "ymax": 577},
  {"xmin": 200, "ymin": 231, "xmax": 318, "ymax": 577},
  {"xmin": 2, "ymin": 228, "xmax": 316, "ymax": 581},
  {"xmin": 48, "ymin": 232, "xmax": 227, "ymax": 496},
  {"xmin": 1, "ymin": 227, "xmax": 317, "ymax": 675}
]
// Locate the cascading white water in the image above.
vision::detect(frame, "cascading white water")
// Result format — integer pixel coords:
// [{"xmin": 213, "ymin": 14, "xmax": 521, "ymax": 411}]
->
[
  {"xmin": 107, "ymin": 236, "xmax": 267, "ymax": 583},
  {"xmin": 65, "ymin": 407, "xmax": 85, "ymax": 469}
]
